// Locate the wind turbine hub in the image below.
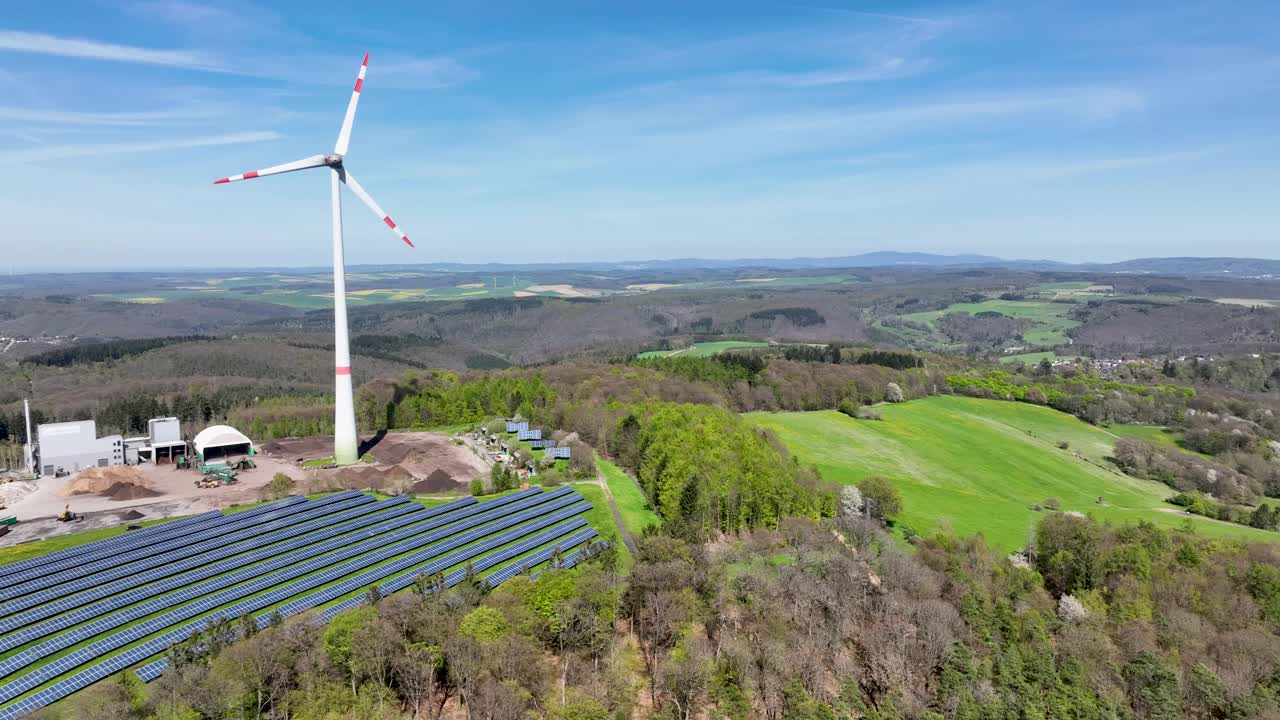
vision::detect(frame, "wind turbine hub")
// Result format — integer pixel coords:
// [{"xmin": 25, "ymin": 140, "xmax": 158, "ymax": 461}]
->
[{"xmin": 325, "ymin": 154, "xmax": 344, "ymax": 167}]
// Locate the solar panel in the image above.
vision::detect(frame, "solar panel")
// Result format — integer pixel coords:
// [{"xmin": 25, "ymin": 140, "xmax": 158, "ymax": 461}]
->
[
  {"xmin": 135, "ymin": 504, "xmax": 597, "ymax": 685},
  {"xmin": 317, "ymin": 516, "xmax": 596, "ymax": 623},
  {"xmin": 0, "ymin": 489, "xmax": 576, "ymax": 706},
  {"xmin": 484, "ymin": 528, "xmax": 599, "ymax": 587},
  {"xmin": 0, "ymin": 493, "xmax": 382, "ymax": 622},
  {"xmin": 532, "ymin": 541, "xmax": 606, "ymax": 579},
  {"xmin": 0, "ymin": 496, "xmax": 409, "ymax": 632},
  {"xmin": 0, "ymin": 492, "xmax": 591, "ymax": 714},
  {"xmin": 0, "ymin": 495, "xmax": 313, "ymax": 585},
  {"xmin": 0, "ymin": 491, "xmax": 372, "ymax": 601},
  {"xmin": 517, "ymin": 429, "xmax": 542, "ymax": 441},
  {"xmin": 0, "ymin": 492, "xmax": 358, "ymax": 595},
  {"xmin": 0, "ymin": 509, "xmax": 227, "ymax": 581},
  {"xmin": 506, "ymin": 421, "xmax": 528, "ymax": 433},
  {"xmin": 0, "ymin": 500, "xmax": 432, "ymax": 670},
  {"xmin": 546, "ymin": 446, "xmax": 571, "ymax": 459}
]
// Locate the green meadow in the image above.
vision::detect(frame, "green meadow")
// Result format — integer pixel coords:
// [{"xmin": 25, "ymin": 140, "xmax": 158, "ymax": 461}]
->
[
  {"xmin": 903, "ymin": 299, "xmax": 1080, "ymax": 347},
  {"xmin": 597, "ymin": 459, "xmax": 661, "ymax": 536},
  {"xmin": 637, "ymin": 340, "xmax": 769, "ymax": 359},
  {"xmin": 750, "ymin": 396, "xmax": 1276, "ymax": 550}
]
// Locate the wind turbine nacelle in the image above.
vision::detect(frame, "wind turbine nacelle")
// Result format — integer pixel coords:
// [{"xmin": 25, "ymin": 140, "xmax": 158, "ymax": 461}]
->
[{"xmin": 324, "ymin": 154, "xmax": 345, "ymax": 167}]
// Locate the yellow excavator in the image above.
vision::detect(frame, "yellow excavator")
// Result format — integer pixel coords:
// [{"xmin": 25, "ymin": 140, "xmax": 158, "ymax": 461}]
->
[{"xmin": 56, "ymin": 503, "xmax": 79, "ymax": 522}]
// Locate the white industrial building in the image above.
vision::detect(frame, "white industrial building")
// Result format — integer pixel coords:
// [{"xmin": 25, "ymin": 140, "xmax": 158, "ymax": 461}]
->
[
  {"xmin": 124, "ymin": 417, "xmax": 189, "ymax": 465},
  {"xmin": 193, "ymin": 425, "xmax": 255, "ymax": 461},
  {"xmin": 35, "ymin": 420, "xmax": 123, "ymax": 477}
]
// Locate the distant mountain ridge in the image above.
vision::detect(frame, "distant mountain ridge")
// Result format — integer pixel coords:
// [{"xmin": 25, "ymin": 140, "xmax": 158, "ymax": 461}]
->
[
  {"xmin": 348, "ymin": 253, "xmax": 1280, "ymax": 277},
  {"xmin": 16, "ymin": 253, "xmax": 1280, "ymax": 278}
]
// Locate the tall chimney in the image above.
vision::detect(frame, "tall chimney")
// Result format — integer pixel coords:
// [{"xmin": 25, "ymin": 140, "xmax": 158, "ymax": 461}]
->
[{"xmin": 23, "ymin": 398, "xmax": 33, "ymax": 474}]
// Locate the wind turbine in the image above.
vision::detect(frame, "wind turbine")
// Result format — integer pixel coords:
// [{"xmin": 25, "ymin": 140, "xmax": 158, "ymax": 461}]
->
[{"xmin": 212, "ymin": 52, "xmax": 413, "ymax": 465}]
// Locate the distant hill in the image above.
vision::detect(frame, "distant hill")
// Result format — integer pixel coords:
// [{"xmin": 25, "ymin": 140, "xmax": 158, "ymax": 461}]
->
[{"xmin": 15, "ymin": 253, "xmax": 1280, "ymax": 278}]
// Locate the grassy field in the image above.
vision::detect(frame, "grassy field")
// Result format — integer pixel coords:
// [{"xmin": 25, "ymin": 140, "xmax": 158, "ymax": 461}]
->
[
  {"xmin": 571, "ymin": 483, "xmax": 632, "ymax": 570},
  {"xmin": 1107, "ymin": 424, "xmax": 1207, "ymax": 458},
  {"xmin": 598, "ymin": 459, "xmax": 661, "ymax": 535},
  {"xmin": 750, "ymin": 396, "xmax": 1277, "ymax": 550},
  {"xmin": 637, "ymin": 340, "xmax": 769, "ymax": 359},
  {"xmin": 903, "ymin": 299, "xmax": 1080, "ymax": 347},
  {"xmin": 1000, "ymin": 350, "xmax": 1059, "ymax": 365}
]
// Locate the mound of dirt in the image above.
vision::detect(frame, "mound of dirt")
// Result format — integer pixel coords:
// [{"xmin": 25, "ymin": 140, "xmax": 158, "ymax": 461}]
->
[
  {"xmin": 326, "ymin": 464, "xmax": 416, "ymax": 492},
  {"xmin": 58, "ymin": 466, "xmax": 150, "ymax": 497},
  {"xmin": 0, "ymin": 480, "xmax": 37, "ymax": 507},
  {"xmin": 409, "ymin": 468, "xmax": 461, "ymax": 494},
  {"xmin": 121, "ymin": 509, "xmax": 146, "ymax": 521},
  {"xmin": 103, "ymin": 481, "xmax": 161, "ymax": 501}
]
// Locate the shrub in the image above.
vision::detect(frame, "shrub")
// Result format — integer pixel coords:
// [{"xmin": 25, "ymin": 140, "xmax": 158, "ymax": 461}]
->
[
  {"xmin": 1044, "ymin": 498, "xmax": 1062, "ymax": 511},
  {"xmin": 885, "ymin": 382, "xmax": 905, "ymax": 403},
  {"xmin": 264, "ymin": 472, "xmax": 296, "ymax": 500},
  {"xmin": 858, "ymin": 476, "xmax": 903, "ymax": 522},
  {"xmin": 469, "ymin": 478, "xmax": 485, "ymax": 496},
  {"xmin": 1057, "ymin": 441, "xmax": 1070, "ymax": 450}
]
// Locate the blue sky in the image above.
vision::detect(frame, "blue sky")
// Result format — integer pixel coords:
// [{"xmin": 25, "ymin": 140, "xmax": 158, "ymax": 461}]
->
[{"xmin": 1, "ymin": 0, "xmax": 1278, "ymax": 269}]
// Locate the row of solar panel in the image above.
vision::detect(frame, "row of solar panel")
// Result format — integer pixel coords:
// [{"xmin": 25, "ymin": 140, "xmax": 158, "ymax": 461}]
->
[
  {"xmin": 517, "ymin": 429, "xmax": 542, "ymax": 440},
  {"xmin": 0, "ymin": 496, "xmax": 311, "ymax": 586},
  {"xmin": 0, "ymin": 490, "xmax": 551, "ymax": 693},
  {"xmin": 138, "ymin": 507, "xmax": 601, "ymax": 683},
  {"xmin": 0, "ymin": 495, "xmax": 394, "ymax": 634},
  {"xmin": 484, "ymin": 531, "xmax": 599, "ymax": 587},
  {"xmin": 0, "ymin": 509, "xmax": 225, "ymax": 581},
  {"xmin": 0, "ymin": 499, "xmax": 433, "ymax": 676},
  {"xmin": 506, "ymin": 421, "xmax": 529, "ymax": 432},
  {"xmin": 0, "ymin": 491, "xmax": 363, "ymax": 598},
  {"xmin": 0, "ymin": 490, "xmax": 593, "ymax": 717},
  {"xmin": 0, "ymin": 489, "xmax": 577, "ymax": 709},
  {"xmin": 0, "ymin": 491, "xmax": 378, "ymax": 622},
  {"xmin": 537, "ymin": 541, "xmax": 604, "ymax": 578},
  {"xmin": 545, "ymin": 447, "xmax": 572, "ymax": 459}
]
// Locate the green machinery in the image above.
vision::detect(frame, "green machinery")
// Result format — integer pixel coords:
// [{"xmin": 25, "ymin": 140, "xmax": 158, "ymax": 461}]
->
[{"xmin": 196, "ymin": 462, "xmax": 238, "ymax": 486}]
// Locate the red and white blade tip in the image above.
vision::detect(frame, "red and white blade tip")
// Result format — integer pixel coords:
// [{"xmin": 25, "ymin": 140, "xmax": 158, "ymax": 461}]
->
[
  {"xmin": 362, "ymin": 51, "xmax": 369, "ymax": 67},
  {"xmin": 383, "ymin": 216, "xmax": 413, "ymax": 247},
  {"xmin": 213, "ymin": 170, "xmax": 259, "ymax": 184}
]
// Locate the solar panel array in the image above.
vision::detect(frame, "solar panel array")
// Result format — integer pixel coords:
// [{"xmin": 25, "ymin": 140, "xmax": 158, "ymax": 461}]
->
[
  {"xmin": 0, "ymin": 510, "xmax": 224, "ymax": 581},
  {"xmin": 0, "ymin": 492, "xmax": 356, "ymax": 597},
  {"xmin": 0, "ymin": 485, "xmax": 601, "ymax": 719},
  {"xmin": 506, "ymin": 421, "xmax": 528, "ymax": 433},
  {"xmin": 0, "ymin": 491, "xmax": 375, "ymax": 620},
  {"xmin": 546, "ymin": 446, "xmax": 572, "ymax": 459},
  {"xmin": 529, "ymin": 439, "xmax": 555, "ymax": 449},
  {"xmin": 138, "ymin": 509, "xmax": 601, "ymax": 681},
  {"xmin": 33, "ymin": 491, "xmax": 586, "ymax": 706},
  {"xmin": 0, "ymin": 498, "xmax": 426, "ymax": 673},
  {"xmin": 517, "ymin": 428, "xmax": 542, "ymax": 441}
]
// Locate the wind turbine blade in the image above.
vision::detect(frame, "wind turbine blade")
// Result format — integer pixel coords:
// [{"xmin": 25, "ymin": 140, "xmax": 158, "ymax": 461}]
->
[
  {"xmin": 341, "ymin": 170, "xmax": 414, "ymax": 247},
  {"xmin": 213, "ymin": 155, "xmax": 327, "ymax": 184},
  {"xmin": 334, "ymin": 52, "xmax": 368, "ymax": 156}
]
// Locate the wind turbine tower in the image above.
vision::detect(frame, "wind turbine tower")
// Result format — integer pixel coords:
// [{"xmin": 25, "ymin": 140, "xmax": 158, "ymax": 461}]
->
[{"xmin": 212, "ymin": 53, "xmax": 414, "ymax": 465}]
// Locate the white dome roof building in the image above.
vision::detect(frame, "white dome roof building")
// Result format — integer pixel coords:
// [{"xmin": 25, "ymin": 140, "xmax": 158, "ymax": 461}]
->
[{"xmin": 193, "ymin": 425, "xmax": 255, "ymax": 460}]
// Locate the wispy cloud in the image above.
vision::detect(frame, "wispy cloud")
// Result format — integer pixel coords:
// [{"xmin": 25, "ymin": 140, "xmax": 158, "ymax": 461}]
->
[
  {"xmin": 0, "ymin": 130, "xmax": 281, "ymax": 163},
  {"xmin": 0, "ymin": 105, "xmax": 230, "ymax": 127},
  {"xmin": 724, "ymin": 57, "xmax": 927, "ymax": 88},
  {"xmin": 0, "ymin": 29, "xmax": 221, "ymax": 70},
  {"xmin": 129, "ymin": 0, "xmax": 238, "ymax": 27}
]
